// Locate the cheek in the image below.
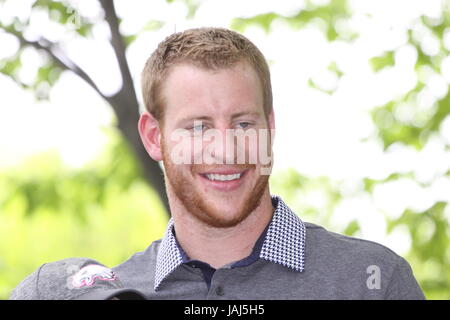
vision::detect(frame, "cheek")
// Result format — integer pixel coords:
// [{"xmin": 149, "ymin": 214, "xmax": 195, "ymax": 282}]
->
[
  {"xmin": 162, "ymin": 130, "xmax": 199, "ymax": 165},
  {"xmin": 235, "ymin": 129, "xmax": 270, "ymax": 165},
  {"xmin": 258, "ymin": 128, "xmax": 273, "ymax": 159}
]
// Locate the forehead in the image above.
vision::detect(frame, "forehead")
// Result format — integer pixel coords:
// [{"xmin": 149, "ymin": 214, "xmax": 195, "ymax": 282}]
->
[{"xmin": 161, "ymin": 61, "xmax": 264, "ymax": 121}]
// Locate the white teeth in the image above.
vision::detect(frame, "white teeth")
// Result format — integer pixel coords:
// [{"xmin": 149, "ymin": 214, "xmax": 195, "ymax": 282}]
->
[{"xmin": 205, "ymin": 173, "xmax": 242, "ymax": 181}]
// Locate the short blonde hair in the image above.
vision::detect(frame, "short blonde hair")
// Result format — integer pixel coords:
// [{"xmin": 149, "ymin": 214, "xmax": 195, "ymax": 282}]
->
[{"xmin": 141, "ymin": 27, "xmax": 273, "ymax": 122}]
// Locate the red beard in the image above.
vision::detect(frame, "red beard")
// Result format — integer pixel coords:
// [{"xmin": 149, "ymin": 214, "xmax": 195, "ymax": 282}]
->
[{"xmin": 161, "ymin": 142, "xmax": 269, "ymax": 228}]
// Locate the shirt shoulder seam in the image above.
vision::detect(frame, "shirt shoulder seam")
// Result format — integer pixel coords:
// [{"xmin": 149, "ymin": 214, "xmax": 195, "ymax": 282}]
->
[
  {"xmin": 304, "ymin": 222, "xmax": 402, "ymax": 258},
  {"xmin": 35, "ymin": 263, "xmax": 48, "ymax": 300}
]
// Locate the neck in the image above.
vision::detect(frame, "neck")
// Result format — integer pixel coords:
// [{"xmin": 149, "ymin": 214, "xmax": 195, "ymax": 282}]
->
[{"xmin": 170, "ymin": 189, "xmax": 274, "ymax": 269}]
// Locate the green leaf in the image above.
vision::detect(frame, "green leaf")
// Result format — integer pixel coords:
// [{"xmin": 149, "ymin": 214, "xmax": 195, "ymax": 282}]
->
[
  {"xmin": 75, "ymin": 24, "xmax": 92, "ymax": 37},
  {"xmin": 123, "ymin": 34, "xmax": 137, "ymax": 47},
  {"xmin": 370, "ymin": 51, "xmax": 395, "ymax": 72},
  {"xmin": 123, "ymin": 21, "xmax": 164, "ymax": 48},
  {"xmin": 231, "ymin": 0, "xmax": 353, "ymax": 41},
  {"xmin": 32, "ymin": 0, "xmax": 92, "ymax": 37},
  {"xmin": 307, "ymin": 78, "xmax": 334, "ymax": 95},
  {"xmin": 343, "ymin": 220, "xmax": 360, "ymax": 236},
  {"xmin": 142, "ymin": 20, "xmax": 165, "ymax": 32},
  {"xmin": 0, "ymin": 55, "xmax": 22, "ymax": 76},
  {"xmin": 327, "ymin": 61, "xmax": 344, "ymax": 78},
  {"xmin": 326, "ymin": 24, "xmax": 339, "ymax": 41},
  {"xmin": 231, "ymin": 13, "xmax": 279, "ymax": 34},
  {"xmin": 427, "ymin": 91, "xmax": 450, "ymax": 132}
]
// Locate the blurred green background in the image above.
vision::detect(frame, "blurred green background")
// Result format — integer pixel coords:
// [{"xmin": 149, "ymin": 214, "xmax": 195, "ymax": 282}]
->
[{"xmin": 1, "ymin": 0, "xmax": 449, "ymax": 299}]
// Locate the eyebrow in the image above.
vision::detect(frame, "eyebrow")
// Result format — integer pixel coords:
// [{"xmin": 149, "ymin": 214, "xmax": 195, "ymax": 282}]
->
[
  {"xmin": 178, "ymin": 115, "xmax": 211, "ymax": 124},
  {"xmin": 231, "ymin": 111, "xmax": 261, "ymax": 119},
  {"xmin": 177, "ymin": 111, "xmax": 261, "ymax": 126}
]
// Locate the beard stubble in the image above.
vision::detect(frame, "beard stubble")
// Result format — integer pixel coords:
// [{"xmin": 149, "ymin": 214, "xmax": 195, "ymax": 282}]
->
[{"xmin": 161, "ymin": 142, "xmax": 270, "ymax": 228}]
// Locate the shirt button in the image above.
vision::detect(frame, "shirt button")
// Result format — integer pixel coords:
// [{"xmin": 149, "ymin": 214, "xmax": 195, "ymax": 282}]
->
[{"xmin": 215, "ymin": 286, "xmax": 224, "ymax": 296}]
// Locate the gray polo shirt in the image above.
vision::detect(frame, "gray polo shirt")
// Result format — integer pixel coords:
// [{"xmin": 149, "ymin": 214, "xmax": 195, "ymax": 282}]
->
[{"xmin": 113, "ymin": 195, "xmax": 425, "ymax": 300}]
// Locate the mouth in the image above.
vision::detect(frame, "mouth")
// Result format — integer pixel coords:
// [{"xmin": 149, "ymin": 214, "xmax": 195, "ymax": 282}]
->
[
  {"xmin": 203, "ymin": 172, "xmax": 243, "ymax": 181},
  {"xmin": 198, "ymin": 169, "xmax": 249, "ymax": 192}
]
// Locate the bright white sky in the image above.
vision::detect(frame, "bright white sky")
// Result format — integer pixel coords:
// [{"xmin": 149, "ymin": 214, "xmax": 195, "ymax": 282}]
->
[{"xmin": 1, "ymin": 0, "xmax": 450, "ymax": 253}]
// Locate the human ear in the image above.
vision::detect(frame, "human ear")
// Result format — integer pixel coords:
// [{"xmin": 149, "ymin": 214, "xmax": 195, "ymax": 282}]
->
[
  {"xmin": 268, "ymin": 110, "xmax": 275, "ymax": 131},
  {"xmin": 138, "ymin": 111, "xmax": 163, "ymax": 161},
  {"xmin": 267, "ymin": 110, "xmax": 275, "ymax": 144}
]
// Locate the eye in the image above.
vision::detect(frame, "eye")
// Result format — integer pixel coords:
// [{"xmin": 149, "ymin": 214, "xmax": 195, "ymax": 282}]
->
[
  {"xmin": 237, "ymin": 121, "xmax": 251, "ymax": 129},
  {"xmin": 190, "ymin": 123, "xmax": 206, "ymax": 132}
]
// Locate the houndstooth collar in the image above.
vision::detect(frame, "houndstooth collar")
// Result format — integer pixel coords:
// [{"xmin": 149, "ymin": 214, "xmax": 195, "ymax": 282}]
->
[{"xmin": 154, "ymin": 195, "xmax": 306, "ymax": 291}]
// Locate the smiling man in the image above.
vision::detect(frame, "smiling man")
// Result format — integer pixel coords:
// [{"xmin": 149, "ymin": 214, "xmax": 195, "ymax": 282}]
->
[{"xmin": 112, "ymin": 27, "xmax": 425, "ymax": 300}]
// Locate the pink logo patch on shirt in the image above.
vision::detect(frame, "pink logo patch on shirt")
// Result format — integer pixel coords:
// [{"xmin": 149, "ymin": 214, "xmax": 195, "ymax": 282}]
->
[{"xmin": 71, "ymin": 264, "xmax": 116, "ymax": 288}]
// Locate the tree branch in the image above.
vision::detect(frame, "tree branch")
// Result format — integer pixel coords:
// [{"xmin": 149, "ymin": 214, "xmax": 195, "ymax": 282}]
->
[
  {"xmin": 99, "ymin": 0, "xmax": 138, "ymax": 103},
  {"xmin": 3, "ymin": 27, "xmax": 108, "ymax": 101}
]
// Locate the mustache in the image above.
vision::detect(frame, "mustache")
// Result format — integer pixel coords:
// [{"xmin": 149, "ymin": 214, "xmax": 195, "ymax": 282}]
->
[{"xmin": 191, "ymin": 164, "xmax": 254, "ymax": 174}]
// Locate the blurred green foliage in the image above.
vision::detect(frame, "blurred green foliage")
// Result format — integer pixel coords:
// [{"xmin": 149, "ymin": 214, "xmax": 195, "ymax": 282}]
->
[
  {"xmin": 236, "ymin": 0, "xmax": 450, "ymax": 299},
  {"xmin": 270, "ymin": 169, "xmax": 450, "ymax": 300},
  {"xmin": 0, "ymin": 130, "xmax": 168, "ymax": 299}
]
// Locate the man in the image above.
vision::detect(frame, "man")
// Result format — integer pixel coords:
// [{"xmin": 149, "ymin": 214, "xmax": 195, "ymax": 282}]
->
[{"xmin": 113, "ymin": 27, "xmax": 425, "ymax": 299}]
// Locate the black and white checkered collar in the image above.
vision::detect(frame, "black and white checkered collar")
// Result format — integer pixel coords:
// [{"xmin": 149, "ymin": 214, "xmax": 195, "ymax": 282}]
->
[{"xmin": 154, "ymin": 195, "xmax": 306, "ymax": 291}]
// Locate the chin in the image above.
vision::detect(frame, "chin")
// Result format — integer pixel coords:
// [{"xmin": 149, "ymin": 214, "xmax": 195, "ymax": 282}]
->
[{"xmin": 209, "ymin": 195, "xmax": 248, "ymax": 212}]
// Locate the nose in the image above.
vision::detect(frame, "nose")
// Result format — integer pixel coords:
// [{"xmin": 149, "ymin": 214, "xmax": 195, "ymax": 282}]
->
[{"xmin": 203, "ymin": 126, "xmax": 237, "ymax": 165}]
